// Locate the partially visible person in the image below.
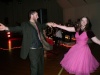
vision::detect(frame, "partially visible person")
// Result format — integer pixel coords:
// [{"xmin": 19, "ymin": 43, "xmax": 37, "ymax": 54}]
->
[
  {"xmin": 0, "ymin": 10, "xmax": 53, "ymax": 75},
  {"xmin": 53, "ymin": 16, "xmax": 100, "ymax": 75},
  {"xmin": 65, "ymin": 19, "xmax": 73, "ymax": 27},
  {"xmin": 55, "ymin": 28, "xmax": 62, "ymax": 45}
]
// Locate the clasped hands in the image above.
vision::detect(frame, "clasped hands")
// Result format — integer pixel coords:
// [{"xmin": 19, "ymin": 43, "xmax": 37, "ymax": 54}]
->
[{"xmin": 46, "ymin": 22, "xmax": 58, "ymax": 28}]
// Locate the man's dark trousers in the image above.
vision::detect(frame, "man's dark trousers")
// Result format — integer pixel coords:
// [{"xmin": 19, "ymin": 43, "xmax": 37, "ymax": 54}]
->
[{"xmin": 29, "ymin": 48, "xmax": 44, "ymax": 75}]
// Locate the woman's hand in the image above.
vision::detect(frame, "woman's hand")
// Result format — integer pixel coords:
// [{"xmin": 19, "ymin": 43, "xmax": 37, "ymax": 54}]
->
[
  {"xmin": 46, "ymin": 22, "xmax": 54, "ymax": 27},
  {"xmin": 52, "ymin": 23, "xmax": 58, "ymax": 27}
]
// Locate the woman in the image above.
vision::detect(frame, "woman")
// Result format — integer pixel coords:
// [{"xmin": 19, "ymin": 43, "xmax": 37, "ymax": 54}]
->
[{"xmin": 53, "ymin": 16, "xmax": 100, "ymax": 75}]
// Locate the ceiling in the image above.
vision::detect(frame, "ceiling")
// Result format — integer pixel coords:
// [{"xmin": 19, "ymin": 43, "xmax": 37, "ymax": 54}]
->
[
  {"xmin": 0, "ymin": 0, "xmax": 100, "ymax": 6},
  {"xmin": 57, "ymin": 0, "xmax": 100, "ymax": 8}
]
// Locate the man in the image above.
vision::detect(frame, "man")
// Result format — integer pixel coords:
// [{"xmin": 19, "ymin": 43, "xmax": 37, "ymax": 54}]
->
[{"xmin": 0, "ymin": 10, "xmax": 53, "ymax": 75}]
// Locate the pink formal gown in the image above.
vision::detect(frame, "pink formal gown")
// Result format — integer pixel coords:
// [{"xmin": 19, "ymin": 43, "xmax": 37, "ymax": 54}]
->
[{"xmin": 60, "ymin": 32, "xmax": 99, "ymax": 75}]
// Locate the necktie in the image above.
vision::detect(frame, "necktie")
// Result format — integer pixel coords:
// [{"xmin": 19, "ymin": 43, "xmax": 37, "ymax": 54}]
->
[{"xmin": 30, "ymin": 22, "xmax": 42, "ymax": 42}]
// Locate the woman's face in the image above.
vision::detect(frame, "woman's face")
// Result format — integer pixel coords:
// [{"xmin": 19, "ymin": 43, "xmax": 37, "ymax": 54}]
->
[{"xmin": 80, "ymin": 17, "xmax": 88, "ymax": 27}]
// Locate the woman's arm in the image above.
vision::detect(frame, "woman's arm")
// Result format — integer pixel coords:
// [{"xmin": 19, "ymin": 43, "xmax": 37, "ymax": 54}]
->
[
  {"xmin": 54, "ymin": 23, "xmax": 76, "ymax": 32},
  {"xmin": 91, "ymin": 36, "xmax": 100, "ymax": 45}
]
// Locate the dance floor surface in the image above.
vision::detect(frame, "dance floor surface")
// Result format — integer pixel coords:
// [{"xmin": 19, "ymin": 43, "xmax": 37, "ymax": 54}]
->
[{"xmin": 0, "ymin": 43, "xmax": 100, "ymax": 75}]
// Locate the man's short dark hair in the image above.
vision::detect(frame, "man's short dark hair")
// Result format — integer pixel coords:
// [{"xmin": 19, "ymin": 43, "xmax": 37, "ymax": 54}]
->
[{"xmin": 28, "ymin": 9, "xmax": 37, "ymax": 19}]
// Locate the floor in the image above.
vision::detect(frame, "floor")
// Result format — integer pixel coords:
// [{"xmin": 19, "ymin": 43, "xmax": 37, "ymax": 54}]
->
[{"xmin": 0, "ymin": 43, "xmax": 100, "ymax": 75}]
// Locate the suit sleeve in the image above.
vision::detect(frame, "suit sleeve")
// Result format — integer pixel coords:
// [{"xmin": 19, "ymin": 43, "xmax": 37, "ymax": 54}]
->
[
  {"xmin": 41, "ymin": 23, "xmax": 47, "ymax": 29},
  {"xmin": 8, "ymin": 23, "xmax": 23, "ymax": 33},
  {"xmin": 37, "ymin": 22, "xmax": 47, "ymax": 30}
]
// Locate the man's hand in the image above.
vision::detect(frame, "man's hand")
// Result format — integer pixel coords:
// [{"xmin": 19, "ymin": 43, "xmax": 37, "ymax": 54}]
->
[
  {"xmin": 0, "ymin": 23, "xmax": 9, "ymax": 31},
  {"xmin": 52, "ymin": 23, "xmax": 58, "ymax": 27},
  {"xmin": 46, "ymin": 22, "xmax": 59, "ymax": 28}
]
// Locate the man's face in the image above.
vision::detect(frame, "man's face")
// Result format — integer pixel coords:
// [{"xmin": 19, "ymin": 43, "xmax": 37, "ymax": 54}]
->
[
  {"xmin": 31, "ymin": 12, "xmax": 39, "ymax": 22},
  {"xmin": 80, "ymin": 17, "xmax": 88, "ymax": 27}
]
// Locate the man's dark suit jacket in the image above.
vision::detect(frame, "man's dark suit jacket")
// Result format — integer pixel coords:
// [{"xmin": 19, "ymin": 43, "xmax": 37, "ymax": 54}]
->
[{"xmin": 8, "ymin": 21, "xmax": 47, "ymax": 59}]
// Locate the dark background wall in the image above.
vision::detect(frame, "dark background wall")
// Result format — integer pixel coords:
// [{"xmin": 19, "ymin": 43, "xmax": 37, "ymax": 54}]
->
[
  {"xmin": 0, "ymin": 0, "xmax": 63, "ymax": 26},
  {"xmin": 0, "ymin": 0, "xmax": 100, "ymax": 38}
]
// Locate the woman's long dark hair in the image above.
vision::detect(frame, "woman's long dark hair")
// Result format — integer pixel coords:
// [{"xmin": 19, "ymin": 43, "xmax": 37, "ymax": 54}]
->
[{"xmin": 76, "ymin": 16, "xmax": 92, "ymax": 32}]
